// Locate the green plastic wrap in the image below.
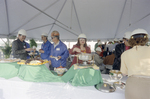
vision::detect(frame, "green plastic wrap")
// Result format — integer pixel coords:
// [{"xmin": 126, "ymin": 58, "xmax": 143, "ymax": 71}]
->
[
  {"xmin": 18, "ymin": 64, "xmax": 63, "ymax": 82},
  {"xmin": 61, "ymin": 65, "xmax": 103, "ymax": 86},
  {"xmin": 0, "ymin": 62, "xmax": 20, "ymax": 79}
]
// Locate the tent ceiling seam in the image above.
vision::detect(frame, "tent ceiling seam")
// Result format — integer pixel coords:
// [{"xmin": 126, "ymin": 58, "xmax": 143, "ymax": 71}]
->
[
  {"xmin": 114, "ymin": 0, "xmax": 127, "ymax": 38},
  {"xmin": 23, "ymin": 0, "xmax": 70, "ymax": 29},
  {"xmin": 55, "ymin": 23, "xmax": 78, "ymax": 36},
  {"xmin": 48, "ymin": 0, "xmax": 67, "ymax": 35},
  {"xmin": 118, "ymin": 13, "xmax": 150, "ymax": 34},
  {"xmin": 72, "ymin": 0, "xmax": 82, "ymax": 33},
  {"xmin": 10, "ymin": 0, "xmax": 60, "ymax": 35},
  {"xmin": 23, "ymin": 0, "xmax": 78, "ymax": 36},
  {"xmin": 9, "ymin": 23, "xmax": 54, "ymax": 36}
]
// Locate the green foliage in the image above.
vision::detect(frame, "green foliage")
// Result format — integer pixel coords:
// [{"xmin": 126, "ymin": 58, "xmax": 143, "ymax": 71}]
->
[
  {"xmin": 1, "ymin": 43, "xmax": 12, "ymax": 58},
  {"xmin": 30, "ymin": 39, "xmax": 37, "ymax": 48}
]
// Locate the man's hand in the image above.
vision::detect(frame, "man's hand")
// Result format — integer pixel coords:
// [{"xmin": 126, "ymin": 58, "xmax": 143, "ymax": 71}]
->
[
  {"xmin": 57, "ymin": 56, "xmax": 61, "ymax": 60},
  {"xmin": 39, "ymin": 49, "xmax": 44, "ymax": 53},
  {"xmin": 73, "ymin": 47, "xmax": 81, "ymax": 53},
  {"xmin": 25, "ymin": 48, "xmax": 33, "ymax": 51},
  {"xmin": 48, "ymin": 60, "xmax": 51, "ymax": 65}
]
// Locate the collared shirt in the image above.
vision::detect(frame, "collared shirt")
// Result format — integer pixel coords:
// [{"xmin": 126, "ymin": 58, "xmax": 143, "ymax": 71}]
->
[
  {"xmin": 121, "ymin": 46, "xmax": 150, "ymax": 77},
  {"xmin": 41, "ymin": 40, "xmax": 51, "ymax": 60},
  {"xmin": 54, "ymin": 41, "xmax": 60, "ymax": 48},
  {"xmin": 49, "ymin": 40, "xmax": 69, "ymax": 68}
]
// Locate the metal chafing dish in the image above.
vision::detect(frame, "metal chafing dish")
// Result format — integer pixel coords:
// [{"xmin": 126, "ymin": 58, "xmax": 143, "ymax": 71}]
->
[
  {"xmin": 76, "ymin": 53, "xmax": 95, "ymax": 66},
  {"xmin": 109, "ymin": 70, "xmax": 123, "ymax": 81},
  {"xmin": 109, "ymin": 70, "xmax": 126, "ymax": 89},
  {"xmin": 113, "ymin": 81, "xmax": 126, "ymax": 89},
  {"xmin": 95, "ymin": 82, "xmax": 116, "ymax": 93},
  {"xmin": 78, "ymin": 53, "xmax": 92, "ymax": 61}
]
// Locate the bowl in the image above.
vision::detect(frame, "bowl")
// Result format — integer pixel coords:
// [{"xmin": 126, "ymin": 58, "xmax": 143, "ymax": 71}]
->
[
  {"xmin": 78, "ymin": 53, "xmax": 92, "ymax": 61},
  {"xmin": 109, "ymin": 70, "xmax": 123, "ymax": 81},
  {"xmin": 54, "ymin": 68, "xmax": 67, "ymax": 76}
]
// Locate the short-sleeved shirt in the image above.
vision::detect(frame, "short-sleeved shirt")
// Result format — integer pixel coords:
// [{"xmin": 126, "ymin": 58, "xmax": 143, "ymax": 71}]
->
[{"xmin": 121, "ymin": 46, "xmax": 150, "ymax": 77}]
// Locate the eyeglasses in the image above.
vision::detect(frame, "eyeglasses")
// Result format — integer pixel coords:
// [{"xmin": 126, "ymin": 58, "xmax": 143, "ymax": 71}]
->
[
  {"xmin": 41, "ymin": 36, "xmax": 46, "ymax": 38},
  {"xmin": 22, "ymin": 35, "xmax": 26, "ymax": 38},
  {"xmin": 51, "ymin": 36, "xmax": 56, "ymax": 39}
]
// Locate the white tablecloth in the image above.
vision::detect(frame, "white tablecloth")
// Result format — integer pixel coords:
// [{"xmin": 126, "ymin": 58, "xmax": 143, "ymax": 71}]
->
[{"xmin": 0, "ymin": 74, "xmax": 127, "ymax": 99}]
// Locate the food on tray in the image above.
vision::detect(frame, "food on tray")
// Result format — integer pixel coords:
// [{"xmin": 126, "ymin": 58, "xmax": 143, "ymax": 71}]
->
[
  {"xmin": 17, "ymin": 59, "xmax": 49, "ymax": 65},
  {"xmin": 17, "ymin": 60, "xmax": 26, "ymax": 64},
  {"xmin": 54, "ymin": 67, "xmax": 67, "ymax": 76},
  {"xmin": 0, "ymin": 58, "xmax": 21, "ymax": 63},
  {"xmin": 26, "ymin": 60, "xmax": 43, "ymax": 65},
  {"xmin": 43, "ymin": 60, "xmax": 49, "ymax": 64}
]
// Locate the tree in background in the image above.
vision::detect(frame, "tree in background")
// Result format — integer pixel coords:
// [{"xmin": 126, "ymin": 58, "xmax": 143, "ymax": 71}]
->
[
  {"xmin": 30, "ymin": 39, "xmax": 37, "ymax": 48},
  {"xmin": 1, "ymin": 43, "xmax": 12, "ymax": 58}
]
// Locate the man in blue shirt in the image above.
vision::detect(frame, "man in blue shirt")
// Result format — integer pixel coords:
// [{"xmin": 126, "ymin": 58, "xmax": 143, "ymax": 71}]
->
[
  {"xmin": 39, "ymin": 33, "xmax": 51, "ymax": 60},
  {"xmin": 49, "ymin": 31, "xmax": 69, "ymax": 70},
  {"xmin": 25, "ymin": 42, "xmax": 30, "ymax": 59}
]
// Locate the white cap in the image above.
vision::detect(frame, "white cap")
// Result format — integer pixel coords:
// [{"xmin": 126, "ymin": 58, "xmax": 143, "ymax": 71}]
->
[
  {"xmin": 123, "ymin": 31, "xmax": 131, "ymax": 39},
  {"xmin": 131, "ymin": 28, "xmax": 148, "ymax": 37},
  {"xmin": 98, "ymin": 41, "xmax": 102, "ymax": 45},
  {"xmin": 109, "ymin": 40, "xmax": 113, "ymax": 42},
  {"xmin": 16, "ymin": 34, "xmax": 18, "ymax": 38},
  {"xmin": 78, "ymin": 34, "xmax": 87, "ymax": 39},
  {"xmin": 119, "ymin": 38, "xmax": 122, "ymax": 41},
  {"xmin": 112, "ymin": 49, "xmax": 115, "ymax": 52},
  {"xmin": 33, "ymin": 46, "xmax": 36, "ymax": 49},
  {"xmin": 41, "ymin": 33, "xmax": 48, "ymax": 37},
  {"xmin": 114, "ymin": 38, "xmax": 118, "ymax": 41},
  {"xmin": 18, "ymin": 29, "xmax": 27, "ymax": 36},
  {"xmin": 96, "ymin": 47, "xmax": 102, "ymax": 52}
]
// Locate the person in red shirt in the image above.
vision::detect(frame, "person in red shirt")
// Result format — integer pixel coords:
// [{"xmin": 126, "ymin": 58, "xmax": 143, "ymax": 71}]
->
[{"xmin": 69, "ymin": 34, "xmax": 91, "ymax": 66}]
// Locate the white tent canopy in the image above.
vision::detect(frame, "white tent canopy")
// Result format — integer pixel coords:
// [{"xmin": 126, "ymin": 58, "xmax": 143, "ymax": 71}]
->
[{"xmin": 1, "ymin": 0, "xmax": 150, "ymax": 42}]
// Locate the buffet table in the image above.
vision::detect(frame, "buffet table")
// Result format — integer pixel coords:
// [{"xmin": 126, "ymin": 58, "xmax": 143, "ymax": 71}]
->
[
  {"xmin": 0, "ymin": 74, "xmax": 127, "ymax": 99},
  {"xmin": 0, "ymin": 62, "xmax": 20, "ymax": 79}
]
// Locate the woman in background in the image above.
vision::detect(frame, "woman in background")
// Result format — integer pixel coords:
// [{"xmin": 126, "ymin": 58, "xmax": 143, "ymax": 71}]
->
[{"xmin": 69, "ymin": 34, "xmax": 91, "ymax": 66}]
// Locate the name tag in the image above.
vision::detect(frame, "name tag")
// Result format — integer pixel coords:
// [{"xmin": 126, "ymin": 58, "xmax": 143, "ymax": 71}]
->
[{"xmin": 56, "ymin": 48, "xmax": 60, "ymax": 51}]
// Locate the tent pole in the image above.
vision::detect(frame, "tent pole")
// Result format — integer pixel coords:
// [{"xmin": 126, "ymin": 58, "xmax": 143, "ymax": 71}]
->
[
  {"xmin": 7, "ymin": 36, "xmax": 9, "ymax": 45},
  {"xmin": 72, "ymin": 0, "xmax": 82, "ymax": 33},
  {"xmin": 4, "ymin": 0, "xmax": 10, "ymax": 35},
  {"xmin": 10, "ymin": 0, "xmax": 60, "ymax": 34},
  {"xmin": 48, "ymin": 0, "xmax": 67, "ymax": 35},
  {"xmin": 114, "ymin": 0, "xmax": 127, "ymax": 38}
]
